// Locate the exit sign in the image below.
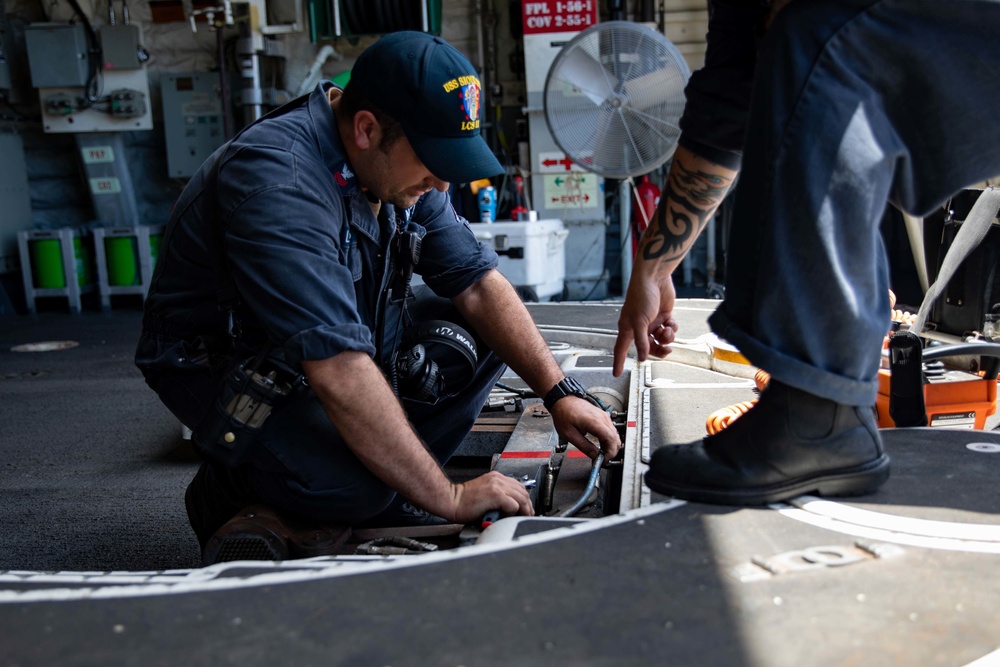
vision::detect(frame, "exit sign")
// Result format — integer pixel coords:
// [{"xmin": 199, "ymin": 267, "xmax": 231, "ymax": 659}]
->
[{"xmin": 522, "ymin": 0, "xmax": 598, "ymax": 34}]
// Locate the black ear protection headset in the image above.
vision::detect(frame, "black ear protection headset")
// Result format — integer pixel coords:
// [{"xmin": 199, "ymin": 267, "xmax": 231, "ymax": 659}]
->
[
  {"xmin": 393, "ymin": 319, "xmax": 478, "ymax": 402},
  {"xmin": 377, "ymin": 206, "xmax": 478, "ymax": 402}
]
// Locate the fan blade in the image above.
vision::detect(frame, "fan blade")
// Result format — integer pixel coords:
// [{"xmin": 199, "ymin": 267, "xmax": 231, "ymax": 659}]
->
[
  {"xmin": 591, "ymin": 111, "xmax": 644, "ymax": 177},
  {"xmin": 547, "ymin": 107, "xmax": 605, "ymax": 155},
  {"xmin": 620, "ymin": 67, "xmax": 688, "ymax": 112},
  {"xmin": 550, "ymin": 47, "xmax": 618, "ymax": 107},
  {"xmin": 585, "ymin": 104, "xmax": 681, "ymax": 178}
]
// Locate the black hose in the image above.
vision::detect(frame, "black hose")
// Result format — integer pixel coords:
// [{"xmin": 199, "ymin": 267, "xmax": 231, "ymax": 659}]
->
[
  {"xmin": 494, "ymin": 381, "xmax": 536, "ymax": 398},
  {"xmin": 921, "ymin": 341, "xmax": 1000, "ymax": 362}
]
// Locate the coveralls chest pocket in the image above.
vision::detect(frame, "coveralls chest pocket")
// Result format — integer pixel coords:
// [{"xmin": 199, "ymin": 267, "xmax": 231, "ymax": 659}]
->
[{"xmin": 342, "ymin": 224, "xmax": 362, "ymax": 282}]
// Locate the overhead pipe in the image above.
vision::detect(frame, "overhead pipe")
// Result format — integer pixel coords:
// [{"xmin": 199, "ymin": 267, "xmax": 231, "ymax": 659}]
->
[
  {"xmin": 640, "ymin": 0, "xmax": 655, "ymax": 22},
  {"xmin": 608, "ymin": 0, "xmax": 626, "ymax": 21}
]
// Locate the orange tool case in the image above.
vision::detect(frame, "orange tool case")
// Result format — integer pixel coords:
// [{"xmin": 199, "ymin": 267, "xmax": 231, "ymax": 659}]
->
[{"xmin": 876, "ymin": 335, "xmax": 999, "ymax": 429}]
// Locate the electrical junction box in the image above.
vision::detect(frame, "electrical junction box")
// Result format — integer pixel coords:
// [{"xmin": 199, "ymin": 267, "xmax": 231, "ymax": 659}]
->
[
  {"xmin": 472, "ymin": 219, "xmax": 568, "ymax": 301},
  {"xmin": 25, "ymin": 23, "xmax": 90, "ymax": 88},
  {"xmin": 161, "ymin": 73, "xmax": 225, "ymax": 178},
  {"xmin": 99, "ymin": 25, "xmax": 141, "ymax": 70},
  {"xmin": 38, "ymin": 66, "xmax": 153, "ymax": 133}
]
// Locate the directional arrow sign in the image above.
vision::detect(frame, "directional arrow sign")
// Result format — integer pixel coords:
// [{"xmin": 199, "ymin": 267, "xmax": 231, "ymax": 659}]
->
[
  {"xmin": 542, "ymin": 173, "xmax": 598, "ymax": 210},
  {"xmin": 538, "ymin": 151, "xmax": 587, "ymax": 174}
]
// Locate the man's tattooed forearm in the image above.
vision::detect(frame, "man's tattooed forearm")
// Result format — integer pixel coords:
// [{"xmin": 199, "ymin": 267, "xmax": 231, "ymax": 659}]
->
[
  {"xmin": 641, "ymin": 164, "xmax": 733, "ymax": 262},
  {"xmin": 641, "ymin": 180, "xmax": 706, "ymax": 261},
  {"xmin": 673, "ymin": 161, "xmax": 732, "ymax": 207}
]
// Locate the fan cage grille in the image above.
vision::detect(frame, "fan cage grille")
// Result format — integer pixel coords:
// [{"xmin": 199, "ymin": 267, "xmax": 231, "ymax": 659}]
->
[{"xmin": 544, "ymin": 22, "xmax": 691, "ymax": 179}]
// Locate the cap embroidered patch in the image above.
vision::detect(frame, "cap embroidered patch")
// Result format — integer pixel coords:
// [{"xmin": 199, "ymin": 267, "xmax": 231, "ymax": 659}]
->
[{"xmin": 443, "ymin": 75, "xmax": 482, "ymax": 132}]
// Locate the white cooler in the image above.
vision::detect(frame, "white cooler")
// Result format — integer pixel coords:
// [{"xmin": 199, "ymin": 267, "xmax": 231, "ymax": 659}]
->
[{"xmin": 472, "ymin": 219, "xmax": 568, "ymax": 301}]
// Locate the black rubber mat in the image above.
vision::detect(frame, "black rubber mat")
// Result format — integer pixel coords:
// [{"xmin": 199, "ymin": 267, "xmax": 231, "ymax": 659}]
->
[
  {"xmin": 3, "ymin": 308, "xmax": 999, "ymax": 666},
  {"xmin": 1, "ymin": 431, "xmax": 998, "ymax": 666}
]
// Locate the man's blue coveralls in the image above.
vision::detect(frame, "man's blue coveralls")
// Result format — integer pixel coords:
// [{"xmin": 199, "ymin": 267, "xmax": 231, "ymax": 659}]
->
[{"xmin": 136, "ymin": 83, "xmax": 504, "ymax": 543}]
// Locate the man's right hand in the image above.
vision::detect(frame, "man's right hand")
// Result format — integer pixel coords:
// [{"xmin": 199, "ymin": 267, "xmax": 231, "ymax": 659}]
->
[
  {"xmin": 613, "ymin": 273, "xmax": 679, "ymax": 377},
  {"xmin": 611, "ymin": 145, "xmax": 738, "ymax": 378},
  {"xmin": 447, "ymin": 471, "xmax": 534, "ymax": 523}
]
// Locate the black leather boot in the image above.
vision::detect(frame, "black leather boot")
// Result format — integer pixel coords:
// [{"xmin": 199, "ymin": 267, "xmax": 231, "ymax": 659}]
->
[{"xmin": 644, "ymin": 380, "xmax": 890, "ymax": 505}]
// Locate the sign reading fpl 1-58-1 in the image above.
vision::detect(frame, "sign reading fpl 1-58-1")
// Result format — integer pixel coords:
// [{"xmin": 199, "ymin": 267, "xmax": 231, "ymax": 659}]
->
[{"xmin": 522, "ymin": 1, "xmax": 598, "ymax": 34}]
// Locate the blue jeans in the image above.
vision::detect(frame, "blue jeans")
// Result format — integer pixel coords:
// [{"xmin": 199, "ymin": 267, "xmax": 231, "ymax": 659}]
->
[{"xmin": 709, "ymin": 0, "xmax": 1000, "ymax": 406}]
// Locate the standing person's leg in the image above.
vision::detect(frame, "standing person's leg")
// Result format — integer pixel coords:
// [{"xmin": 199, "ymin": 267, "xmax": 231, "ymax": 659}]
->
[
  {"xmin": 715, "ymin": 0, "xmax": 1000, "ymax": 403},
  {"xmin": 647, "ymin": 0, "xmax": 1000, "ymax": 504}
]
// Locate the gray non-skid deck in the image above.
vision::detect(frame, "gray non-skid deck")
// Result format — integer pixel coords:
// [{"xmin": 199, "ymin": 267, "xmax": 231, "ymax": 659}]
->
[{"xmin": 1, "ymin": 302, "xmax": 999, "ymax": 666}]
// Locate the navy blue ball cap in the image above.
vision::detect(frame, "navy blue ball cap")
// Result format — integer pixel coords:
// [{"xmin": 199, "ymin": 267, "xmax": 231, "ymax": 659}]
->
[{"xmin": 351, "ymin": 31, "xmax": 503, "ymax": 184}]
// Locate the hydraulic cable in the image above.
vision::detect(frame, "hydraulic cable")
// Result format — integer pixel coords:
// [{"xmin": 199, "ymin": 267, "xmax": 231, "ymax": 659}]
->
[
  {"xmin": 558, "ymin": 452, "xmax": 604, "ymax": 517},
  {"xmin": 355, "ymin": 536, "xmax": 438, "ymax": 555},
  {"xmin": 494, "ymin": 380, "xmax": 536, "ymax": 398}
]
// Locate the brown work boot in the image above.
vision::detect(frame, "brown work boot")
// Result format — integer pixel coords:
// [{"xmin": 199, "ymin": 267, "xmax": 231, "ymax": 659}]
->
[{"xmin": 201, "ymin": 504, "xmax": 350, "ymax": 566}]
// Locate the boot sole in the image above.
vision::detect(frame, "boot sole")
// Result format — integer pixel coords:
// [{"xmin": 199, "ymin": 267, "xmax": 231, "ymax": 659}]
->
[
  {"xmin": 202, "ymin": 527, "xmax": 289, "ymax": 565},
  {"xmin": 644, "ymin": 454, "xmax": 891, "ymax": 506}
]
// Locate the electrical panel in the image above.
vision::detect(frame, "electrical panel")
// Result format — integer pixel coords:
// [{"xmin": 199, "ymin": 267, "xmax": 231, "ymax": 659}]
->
[
  {"xmin": 25, "ymin": 20, "xmax": 153, "ymax": 133},
  {"xmin": 36, "ymin": 68, "xmax": 152, "ymax": 133},
  {"xmin": 24, "ymin": 23, "xmax": 90, "ymax": 88},
  {"xmin": 161, "ymin": 73, "xmax": 226, "ymax": 178},
  {"xmin": 98, "ymin": 25, "xmax": 141, "ymax": 70}
]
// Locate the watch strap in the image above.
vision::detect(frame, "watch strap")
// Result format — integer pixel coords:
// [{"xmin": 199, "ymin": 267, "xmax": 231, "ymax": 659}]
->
[{"xmin": 543, "ymin": 376, "xmax": 587, "ymax": 411}]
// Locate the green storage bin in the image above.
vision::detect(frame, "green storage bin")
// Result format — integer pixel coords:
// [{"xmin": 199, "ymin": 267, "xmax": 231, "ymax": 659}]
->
[
  {"xmin": 29, "ymin": 238, "xmax": 66, "ymax": 289},
  {"xmin": 28, "ymin": 234, "xmax": 91, "ymax": 289},
  {"xmin": 105, "ymin": 236, "xmax": 139, "ymax": 286}
]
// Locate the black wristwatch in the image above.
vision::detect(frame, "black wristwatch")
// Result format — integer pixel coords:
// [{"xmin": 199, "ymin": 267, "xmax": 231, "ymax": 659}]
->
[{"xmin": 543, "ymin": 376, "xmax": 588, "ymax": 411}]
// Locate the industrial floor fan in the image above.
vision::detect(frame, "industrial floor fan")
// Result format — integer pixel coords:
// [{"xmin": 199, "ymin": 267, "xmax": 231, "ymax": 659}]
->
[{"xmin": 543, "ymin": 20, "xmax": 691, "ymax": 292}]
